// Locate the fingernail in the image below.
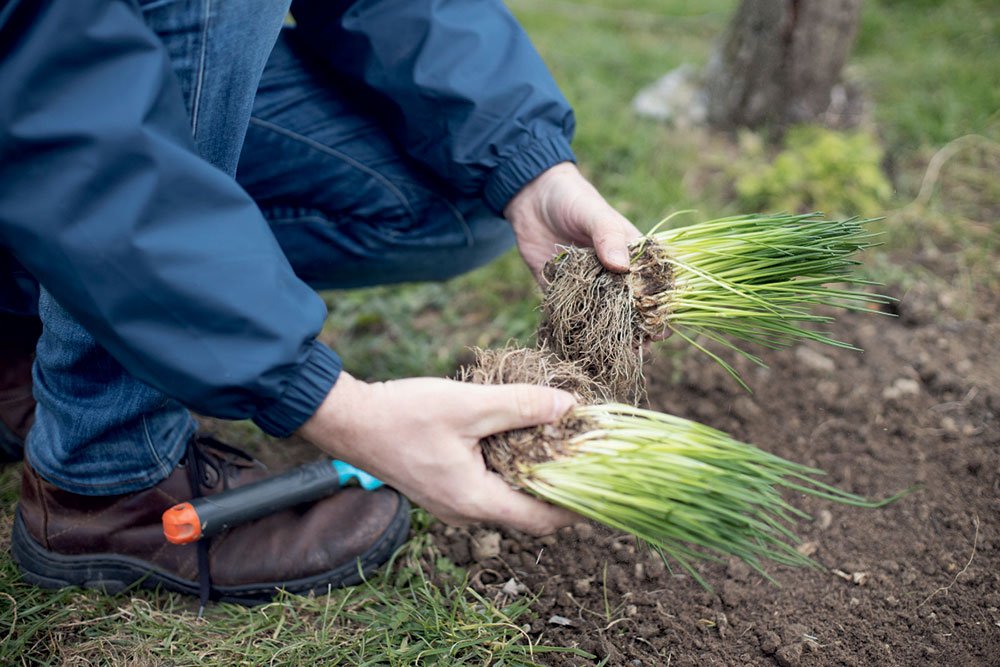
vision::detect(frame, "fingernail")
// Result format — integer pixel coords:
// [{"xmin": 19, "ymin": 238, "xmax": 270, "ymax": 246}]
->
[
  {"xmin": 554, "ymin": 392, "xmax": 576, "ymax": 417},
  {"xmin": 608, "ymin": 249, "xmax": 629, "ymax": 269}
]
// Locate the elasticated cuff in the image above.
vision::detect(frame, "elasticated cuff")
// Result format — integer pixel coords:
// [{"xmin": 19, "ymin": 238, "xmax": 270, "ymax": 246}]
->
[
  {"xmin": 483, "ymin": 135, "xmax": 577, "ymax": 214},
  {"xmin": 253, "ymin": 340, "xmax": 342, "ymax": 437}
]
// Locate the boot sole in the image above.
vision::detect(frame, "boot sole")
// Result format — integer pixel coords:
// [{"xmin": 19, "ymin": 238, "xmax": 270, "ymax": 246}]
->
[{"xmin": 11, "ymin": 496, "xmax": 411, "ymax": 606}]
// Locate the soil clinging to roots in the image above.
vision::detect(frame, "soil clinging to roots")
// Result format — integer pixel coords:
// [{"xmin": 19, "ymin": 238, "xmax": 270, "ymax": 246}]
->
[
  {"xmin": 538, "ymin": 240, "xmax": 673, "ymax": 403},
  {"xmin": 459, "ymin": 344, "xmax": 599, "ymax": 484}
]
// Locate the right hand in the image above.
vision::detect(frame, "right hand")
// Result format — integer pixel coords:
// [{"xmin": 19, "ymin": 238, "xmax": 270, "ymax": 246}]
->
[{"xmin": 297, "ymin": 372, "xmax": 579, "ymax": 536}]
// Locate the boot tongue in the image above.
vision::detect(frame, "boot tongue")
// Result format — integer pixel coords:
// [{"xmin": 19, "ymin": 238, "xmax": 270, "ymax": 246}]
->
[{"xmin": 193, "ymin": 435, "xmax": 268, "ymax": 491}]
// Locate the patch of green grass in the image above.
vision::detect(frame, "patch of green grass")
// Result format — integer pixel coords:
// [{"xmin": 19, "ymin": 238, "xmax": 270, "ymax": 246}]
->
[
  {"xmin": 856, "ymin": 0, "xmax": 1000, "ymax": 152},
  {"xmin": 319, "ymin": 250, "xmax": 540, "ymax": 381},
  {"xmin": 508, "ymin": 0, "xmax": 735, "ymax": 226},
  {"xmin": 0, "ymin": 464, "xmax": 590, "ymax": 666}
]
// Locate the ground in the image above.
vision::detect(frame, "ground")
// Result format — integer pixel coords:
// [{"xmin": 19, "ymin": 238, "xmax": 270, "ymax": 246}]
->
[
  {"xmin": 2, "ymin": 1, "xmax": 998, "ymax": 663},
  {"xmin": 431, "ymin": 280, "xmax": 1000, "ymax": 666}
]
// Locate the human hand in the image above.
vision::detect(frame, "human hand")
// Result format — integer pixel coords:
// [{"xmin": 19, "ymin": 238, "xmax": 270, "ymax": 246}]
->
[
  {"xmin": 297, "ymin": 372, "xmax": 579, "ymax": 535},
  {"xmin": 503, "ymin": 161, "xmax": 643, "ymax": 283}
]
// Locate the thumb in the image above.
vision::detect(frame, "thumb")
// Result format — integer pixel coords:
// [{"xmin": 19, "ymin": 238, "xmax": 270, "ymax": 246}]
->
[
  {"xmin": 466, "ymin": 383, "xmax": 576, "ymax": 437},
  {"xmin": 585, "ymin": 207, "xmax": 643, "ymax": 273}
]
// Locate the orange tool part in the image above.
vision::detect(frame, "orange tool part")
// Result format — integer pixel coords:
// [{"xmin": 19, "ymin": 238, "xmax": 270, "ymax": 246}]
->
[
  {"xmin": 159, "ymin": 460, "xmax": 381, "ymax": 545},
  {"xmin": 162, "ymin": 502, "xmax": 202, "ymax": 544}
]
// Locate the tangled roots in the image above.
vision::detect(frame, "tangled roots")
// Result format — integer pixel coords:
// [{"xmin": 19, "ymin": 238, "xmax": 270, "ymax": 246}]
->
[
  {"xmin": 538, "ymin": 241, "xmax": 673, "ymax": 403},
  {"xmin": 459, "ymin": 344, "xmax": 599, "ymax": 482}
]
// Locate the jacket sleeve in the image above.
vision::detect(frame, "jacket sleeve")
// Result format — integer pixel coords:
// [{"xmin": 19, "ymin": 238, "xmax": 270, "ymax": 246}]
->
[
  {"xmin": 0, "ymin": 0, "xmax": 339, "ymax": 437},
  {"xmin": 289, "ymin": 0, "xmax": 577, "ymax": 213}
]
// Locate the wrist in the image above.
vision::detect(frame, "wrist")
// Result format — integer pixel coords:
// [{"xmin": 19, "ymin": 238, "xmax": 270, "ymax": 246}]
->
[
  {"xmin": 503, "ymin": 160, "xmax": 578, "ymax": 224},
  {"xmin": 484, "ymin": 135, "xmax": 576, "ymax": 214},
  {"xmin": 297, "ymin": 371, "xmax": 369, "ymax": 460}
]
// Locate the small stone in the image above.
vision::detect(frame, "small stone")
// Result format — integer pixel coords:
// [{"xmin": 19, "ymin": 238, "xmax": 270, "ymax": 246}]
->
[
  {"xmin": 634, "ymin": 563, "xmax": 645, "ymax": 580},
  {"xmin": 882, "ymin": 377, "xmax": 920, "ymax": 400},
  {"xmin": 470, "ymin": 530, "xmax": 502, "ymax": 561},
  {"xmin": 816, "ymin": 380, "xmax": 839, "ymax": 402},
  {"xmin": 573, "ymin": 578, "xmax": 592, "ymax": 595},
  {"xmin": 816, "ymin": 509, "xmax": 833, "ymax": 531},
  {"xmin": 795, "ymin": 346, "xmax": 835, "ymax": 372},
  {"xmin": 501, "ymin": 578, "xmax": 527, "ymax": 596},
  {"xmin": 631, "ymin": 64, "xmax": 707, "ymax": 127},
  {"xmin": 625, "ymin": 604, "xmax": 638, "ymax": 617},
  {"xmin": 796, "ymin": 541, "xmax": 819, "ymax": 557},
  {"xmin": 548, "ymin": 615, "xmax": 574, "ymax": 626},
  {"xmin": 573, "ymin": 522, "xmax": 594, "ymax": 540},
  {"xmin": 732, "ymin": 396, "xmax": 761, "ymax": 419},
  {"xmin": 716, "ymin": 612, "xmax": 729, "ymax": 639}
]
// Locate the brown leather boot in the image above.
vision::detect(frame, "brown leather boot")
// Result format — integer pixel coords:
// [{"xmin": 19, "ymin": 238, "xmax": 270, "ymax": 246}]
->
[
  {"xmin": 0, "ymin": 313, "xmax": 41, "ymax": 462},
  {"xmin": 11, "ymin": 436, "xmax": 410, "ymax": 605}
]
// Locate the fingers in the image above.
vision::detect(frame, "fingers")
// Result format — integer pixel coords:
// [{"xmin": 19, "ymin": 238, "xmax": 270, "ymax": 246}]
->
[
  {"xmin": 464, "ymin": 382, "xmax": 576, "ymax": 437},
  {"xmin": 479, "ymin": 474, "xmax": 579, "ymax": 535}
]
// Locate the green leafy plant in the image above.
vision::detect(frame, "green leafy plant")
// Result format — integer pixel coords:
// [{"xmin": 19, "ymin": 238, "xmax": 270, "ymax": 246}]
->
[{"xmin": 734, "ymin": 126, "xmax": 893, "ymax": 217}]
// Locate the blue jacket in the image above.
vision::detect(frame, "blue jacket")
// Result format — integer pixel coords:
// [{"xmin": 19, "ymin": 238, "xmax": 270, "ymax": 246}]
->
[{"xmin": 0, "ymin": 0, "xmax": 575, "ymax": 436}]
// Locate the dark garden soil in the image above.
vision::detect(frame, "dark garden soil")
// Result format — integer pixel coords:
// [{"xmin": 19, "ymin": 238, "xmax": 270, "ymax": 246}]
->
[{"xmin": 430, "ymin": 281, "xmax": 1000, "ymax": 666}]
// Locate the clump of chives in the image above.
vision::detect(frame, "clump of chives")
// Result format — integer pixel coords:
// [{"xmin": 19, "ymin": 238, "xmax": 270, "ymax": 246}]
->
[
  {"xmin": 539, "ymin": 212, "xmax": 891, "ymax": 400},
  {"xmin": 462, "ymin": 347, "xmax": 908, "ymax": 590},
  {"xmin": 515, "ymin": 403, "xmax": 898, "ymax": 589}
]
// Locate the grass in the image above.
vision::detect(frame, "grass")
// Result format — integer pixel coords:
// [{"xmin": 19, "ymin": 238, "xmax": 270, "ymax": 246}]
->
[
  {"xmin": 1, "ymin": 467, "xmax": 590, "ymax": 665},
  {"xmin": 3, "ymin": 0, "xmax": 998, "ymax": 662}
]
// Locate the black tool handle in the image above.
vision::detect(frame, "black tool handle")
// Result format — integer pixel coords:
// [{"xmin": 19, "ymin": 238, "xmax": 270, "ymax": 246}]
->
[{"xmin": 176, "ymin": 461, "xmax": 342, "ymax": 541}]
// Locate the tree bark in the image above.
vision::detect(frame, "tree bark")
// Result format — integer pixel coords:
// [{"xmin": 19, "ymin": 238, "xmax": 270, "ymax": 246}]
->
[{"xmin": 702, "ymin": 0, "xmax": 863, "ymax": 130}]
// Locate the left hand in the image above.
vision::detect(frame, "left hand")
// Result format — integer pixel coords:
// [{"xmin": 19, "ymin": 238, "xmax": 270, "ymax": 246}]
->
[{"xmin": 503, "ymin": 161, "xmax": 643, "ymax": 283}]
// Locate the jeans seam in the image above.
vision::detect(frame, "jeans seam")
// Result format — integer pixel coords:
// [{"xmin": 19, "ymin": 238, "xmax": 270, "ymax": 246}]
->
[
  {"xmin": 190, "ymin": 0, "xmax": 212, "ymax": 136},
  {"xmin": 247, "ymin": 116, "xmax": 417, "ymax": 221},
  {"xmin": 141, "ymin": 413, "xmax": 172, "ymax": 479}
]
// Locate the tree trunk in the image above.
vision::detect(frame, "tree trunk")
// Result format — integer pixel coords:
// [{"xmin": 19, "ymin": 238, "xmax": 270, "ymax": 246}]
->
[{"xmin": 702, "ymin": 0, "xmax": 863, "ymax": 130}]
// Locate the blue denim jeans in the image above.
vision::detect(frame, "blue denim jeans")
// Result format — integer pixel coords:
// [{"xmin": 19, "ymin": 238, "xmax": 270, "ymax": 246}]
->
[{"xmin": 28, "ymin": 1, "xmax": 515, "ymax": 495}]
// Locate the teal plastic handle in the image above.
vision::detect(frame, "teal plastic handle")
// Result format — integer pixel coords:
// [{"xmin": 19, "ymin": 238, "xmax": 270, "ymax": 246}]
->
[{"xmin": 332, "ymin": 460, "xmax": 383, "ymax": 490}]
